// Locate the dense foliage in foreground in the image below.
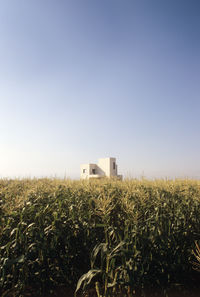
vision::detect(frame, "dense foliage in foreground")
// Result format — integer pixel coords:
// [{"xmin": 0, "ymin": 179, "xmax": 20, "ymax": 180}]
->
[{"xmin": 0, "ymin": 178, "xmax": 200, "ymax": 296}]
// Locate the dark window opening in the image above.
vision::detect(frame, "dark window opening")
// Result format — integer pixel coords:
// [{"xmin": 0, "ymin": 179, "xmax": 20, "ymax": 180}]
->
[
  {"xmin": 83, "ymin": 169, "xmax": 86, "ymax": 173},
  {"xmin": 92, "ymin": 169, "xmax": 96, "ymax": 174},
  {"xmin": 113, "ymin": 162, "xmax": 115, "ymax": 170}
]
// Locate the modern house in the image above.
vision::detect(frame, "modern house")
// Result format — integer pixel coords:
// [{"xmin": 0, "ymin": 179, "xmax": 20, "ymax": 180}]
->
[{"xmin": 80, "ymin": 157, "xmax": 123, "ymax": 180}]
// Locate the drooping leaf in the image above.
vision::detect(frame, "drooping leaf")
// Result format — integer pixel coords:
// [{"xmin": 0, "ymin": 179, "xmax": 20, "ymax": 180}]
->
[{"xmin": 75, "ymin": 269, "xmax": 101, "ymax": 296}]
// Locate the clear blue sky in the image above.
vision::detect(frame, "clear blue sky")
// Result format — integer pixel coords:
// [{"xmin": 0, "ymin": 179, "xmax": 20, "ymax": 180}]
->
[{"xmin": 0, "ymin": 0, "xmax": 199, "ymax": 179}]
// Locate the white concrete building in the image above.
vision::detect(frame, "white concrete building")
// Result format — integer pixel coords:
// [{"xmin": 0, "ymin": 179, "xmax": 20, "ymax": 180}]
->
[{"xmin": 80, "ymin": 157, "xmax": 123, "ymax": 180}]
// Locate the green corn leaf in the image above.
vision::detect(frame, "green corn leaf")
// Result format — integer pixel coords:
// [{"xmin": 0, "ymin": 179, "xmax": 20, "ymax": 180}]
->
[{"xmin": 75, "ymin": 269, "xmax": 101, "ymax": 295}]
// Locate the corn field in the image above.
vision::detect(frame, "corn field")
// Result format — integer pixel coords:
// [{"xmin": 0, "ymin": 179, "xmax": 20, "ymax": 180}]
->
[{"xmin": 0, "ymin": 178, "xmax": 200, "ymax": 296}]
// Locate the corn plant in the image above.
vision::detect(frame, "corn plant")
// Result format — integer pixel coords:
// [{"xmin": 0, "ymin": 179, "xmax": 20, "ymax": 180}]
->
[
  {"xmin": 192, "ymin": 241, "xmax": 200, "ymax": 271},
  {"xmin": 0, "ymin": 178, "xmax": 200, "ymax": 296}
]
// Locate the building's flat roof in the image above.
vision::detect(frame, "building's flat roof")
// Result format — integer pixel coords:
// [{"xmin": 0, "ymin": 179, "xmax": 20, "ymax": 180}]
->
[
  {"xmin": 80, "ymin": 163, "xmax": 97, "ymax": 166},
  {"xmin": 98, "ymin": 157, "xmax": 116, "ymax": 160}
]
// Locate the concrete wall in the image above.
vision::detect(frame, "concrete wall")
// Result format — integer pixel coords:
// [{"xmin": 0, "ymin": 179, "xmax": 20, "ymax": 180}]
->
[
  {"xmin": 80, "ymin": 164, "xmax": 90, "ymax": 179},
  {"xmin": 98, "ymin": 158, "xmax": 110, "ymax": 177},
  {"xmin": 98, "ymin": 157, "xmax": 117, "ymax": 177},
  {"xmin": 109, "ymin": 157, "xmax": 117, "ymax": 177},
  {"xmin": 80, "ymin": 163, "xmax": 102, "ymax": 179}
]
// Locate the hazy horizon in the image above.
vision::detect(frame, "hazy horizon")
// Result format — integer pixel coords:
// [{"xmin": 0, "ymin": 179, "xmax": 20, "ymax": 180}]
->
[{"xmin": 0, "ymin": 0, "xmax": 200, "ymax": 179}]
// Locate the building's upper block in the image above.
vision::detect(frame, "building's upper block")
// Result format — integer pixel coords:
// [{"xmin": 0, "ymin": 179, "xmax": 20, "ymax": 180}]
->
[{"xmin": 98, "ymin": 157, "xmax": 117, "ymax": 177}]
